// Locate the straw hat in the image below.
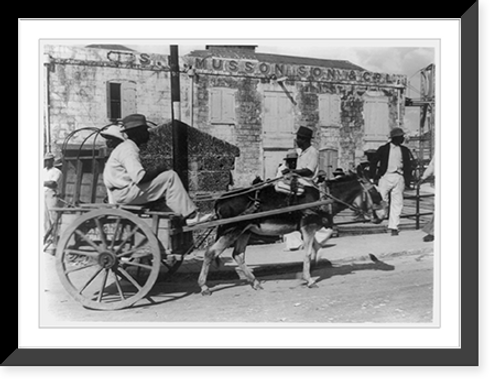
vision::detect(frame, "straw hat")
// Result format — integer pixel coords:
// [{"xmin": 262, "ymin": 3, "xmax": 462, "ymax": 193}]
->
[
  {"xmin": 100, "ymin": 125, "xmax": 125, "ymax": 141},
  {"xmin": 44, "ymin": 152, "xmax": 55, "ymax": 160}
]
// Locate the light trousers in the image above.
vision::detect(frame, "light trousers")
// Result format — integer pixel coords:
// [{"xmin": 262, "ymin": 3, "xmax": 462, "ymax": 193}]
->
[
  {"xmin": 112, "ymin": 170, "xmax": 197, "ymax": 218},
  {"xmin": 378, "ymin": 173, "xmax": 405, "ymax": 230},
  {"xmin": 44, "ymin": 189, "xmax": 59, "ymax": 235}
]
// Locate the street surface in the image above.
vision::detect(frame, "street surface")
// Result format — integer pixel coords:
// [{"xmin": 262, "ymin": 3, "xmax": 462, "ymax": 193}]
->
[{"xmin": 40, "ymin": 230, "xmax": 434, "ymax": 325}]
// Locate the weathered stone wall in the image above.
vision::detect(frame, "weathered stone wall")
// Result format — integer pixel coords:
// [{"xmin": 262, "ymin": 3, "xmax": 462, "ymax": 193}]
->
[
  {"xmin": 44, "ymin": 45, "xmax": 171, "ymax": 157},
  {"xmin": 141, "ymin": 121, "xmax": 240, "ymax": 212}
]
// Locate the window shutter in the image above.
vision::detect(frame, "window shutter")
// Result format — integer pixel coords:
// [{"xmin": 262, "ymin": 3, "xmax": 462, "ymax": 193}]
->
[
  {"xmin": 121, "ymin": 81, "xmax": 137, "ymax": 118},
  {"xmin": 319, "ymin": 95, "xmax": 332, "ymax": 126},
  {"xmin": 363, "ymin": 95, "xmax": 389, "ymax": 140},
  {"xmin": 106, "ymin": 81, "xmax": 122, "ymax": 120},
  {"xmin": 210, "ymin": 89, "xmax": 222, "ymax": 123},
  {"xmin": 319, "ymin": 94, "xmax": 341, "ymax": 126},
  {"xmin": 106, "ymin": 81, "xmax": 112, "ymax": 119},
  {"xmin": 262, "ymin": 92, "xmax": 294, "ymax": 148},
  {"xmin": 222, "ymin": 90, "xmax": 235, "ymax": 123}
]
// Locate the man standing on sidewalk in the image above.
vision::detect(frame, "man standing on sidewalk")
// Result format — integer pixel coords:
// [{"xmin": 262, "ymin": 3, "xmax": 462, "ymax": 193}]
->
[
  {"xmin": 370, "ymin": 127, "xmax": 415, "ymax": 236},
  {"xmin": 43, "ymin": 152, "xmax": 63, "ymax": 254}
]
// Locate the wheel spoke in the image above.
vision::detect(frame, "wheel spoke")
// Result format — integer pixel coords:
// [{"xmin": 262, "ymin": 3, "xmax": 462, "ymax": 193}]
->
[
  {"xmin": 97, "ymin": 269, "xmax": 110, "ymax": 303},
  {"xmin": 78, "ymin": 267, "xmax": 104, "ymax": 294},
  {"xmin": 75, "ymin": 229, "xmax": 105, "ymax": 253},
  {"xmin": 64, "ymin": 248, "xmax": 99, "ymax": 257},
  {"xmin": 110, "ymin": 217, "xmax": 123, "ymax": 248},
  {"xmin": 64, "ymin": 262, "xmax": 99, "ymax": 275},
  {"xmin": 116, "ymin": 234, "xmax": 148, "ymax": 258},
  {"xmin": 94, "ymin": 217, "xmax": 108, "ymax": 249},
  {"xmin": 115, "ymin": 225, "xmax": 140, "ymax": 254},
  {"xmin": 117, "ymin": 267, "xmax": 143, "ymax": 291},
  {"xmin": 112, "ymin": 270, "xmax": 125, "ymax": 301}
]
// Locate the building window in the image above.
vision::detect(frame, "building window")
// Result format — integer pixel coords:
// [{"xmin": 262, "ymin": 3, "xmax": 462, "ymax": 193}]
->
[
  {"xmin": 106, "ymin": 80, "xmax": 137, "ymax": 120},
  {"xmin": 108, "ymin": 82, "xmax": 121, "ymax": 120},
  {"xmin": 210, "ymin": 88, "xmax": 236, "ymax": 124},
  {"xmin": 363, "ymin": 92, "xmax": 389, "ymax": 141},
  {"xmin": 319, "ymin": 94, "xmax": 341, "ymax": 127}
]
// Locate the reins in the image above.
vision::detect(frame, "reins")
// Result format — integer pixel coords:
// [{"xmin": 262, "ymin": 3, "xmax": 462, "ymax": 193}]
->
[
  {"xmin": 317, "ymin": 177, "xmax": 378, "ymax": 218},
  {"xmin": 194, "ymin": 173, "xmax": 376, "ymax": 218},
  {"xmin": 193, "ymin": 176, "xmax": 284, "ymax": 202}
]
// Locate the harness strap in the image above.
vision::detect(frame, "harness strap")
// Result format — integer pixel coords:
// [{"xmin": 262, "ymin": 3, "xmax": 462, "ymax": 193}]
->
[
  {"xmin": 194, "ymin": 176, "xmax": 285, "ymax": 202},
  {"xmin": 317, "ymin": 178, "xmax": 376, "ymax": 218}
]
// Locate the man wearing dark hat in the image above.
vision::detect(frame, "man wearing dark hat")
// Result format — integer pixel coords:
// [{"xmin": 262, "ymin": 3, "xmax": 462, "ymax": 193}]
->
[
  {"xmin": 370, "ymin": 126, "xmax": 415, "ymax": 236},
  {"xmin": 281, "ymin": 126, "xmax": 319, "ymax": 187},
  {"xmin": 103, "ymin": 114, "xmax": 211, "ymax": 225}
]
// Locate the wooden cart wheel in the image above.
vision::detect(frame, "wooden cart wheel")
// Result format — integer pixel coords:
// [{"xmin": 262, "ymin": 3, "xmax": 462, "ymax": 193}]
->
[{"xmin": 55, "ymin": 208, "xmax": 161, "ymax": 310}]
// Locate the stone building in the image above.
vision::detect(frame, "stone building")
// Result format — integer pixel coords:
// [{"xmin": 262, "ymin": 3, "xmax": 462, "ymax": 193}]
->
[{"xmin": 43, "ymin": 44, "xmax": 407, "ymax": 194}]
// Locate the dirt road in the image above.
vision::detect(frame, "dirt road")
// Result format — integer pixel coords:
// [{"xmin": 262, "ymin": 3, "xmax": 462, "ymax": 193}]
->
[{"xmin": 41, "ymin": 249, "xmax": 433, "ymax": 325}]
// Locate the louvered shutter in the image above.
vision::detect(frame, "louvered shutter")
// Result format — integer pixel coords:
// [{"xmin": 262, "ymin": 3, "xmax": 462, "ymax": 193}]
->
[
  {"xmin": 363, "ymin": 95, "xmax": 390, "ymax": 141},
  {"xmin": 222, "ymin": 89, "xmax": 235, "ymax": 123},
  {"xmin": 262, "ymin": 92, "xmax": 294, "ymax": 148},
  {"xmin": 319, "ymin": 94, "xmax": 341, "ymax": 127},
  {"xmin": 210, "ymin": 89, "xmax": 223, "ymax": 123},
  {"xmin": 121, "ymin": 81, "xmax": 137, "ymax": 118}
]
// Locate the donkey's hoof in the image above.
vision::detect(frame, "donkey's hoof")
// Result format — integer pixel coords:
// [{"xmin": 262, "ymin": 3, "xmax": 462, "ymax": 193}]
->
[
  {"xmin": 307, "ymin": 280, "xmax": 318, "ymax": 288},
  {"xmin": 201, "ymin": 288, "xmax": 212, "ymax": 296},
  {"xmin": 252, "ymin": 281, "xmax": 264, "ymax": 290}
]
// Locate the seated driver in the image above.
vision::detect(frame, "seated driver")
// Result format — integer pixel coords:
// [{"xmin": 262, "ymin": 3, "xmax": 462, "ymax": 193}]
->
[{"xmin": 102, "ymin": 114, "xmax": 212, "ymax": 226}]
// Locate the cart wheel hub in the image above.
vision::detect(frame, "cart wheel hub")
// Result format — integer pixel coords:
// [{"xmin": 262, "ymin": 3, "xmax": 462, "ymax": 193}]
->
[{"xmin": 98, "ymin": 251, "xmax": 117, "ymax": 269}]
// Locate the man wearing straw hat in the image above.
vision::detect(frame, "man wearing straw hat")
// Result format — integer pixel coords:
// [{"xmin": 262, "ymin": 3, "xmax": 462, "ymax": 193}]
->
[
  {"xmin": 103, "ymin": 114, "xmax": 212, "ymax": 225},
  {"xmin": 100, "ymin": 124, "xmax": 125, "ymax": 150}
]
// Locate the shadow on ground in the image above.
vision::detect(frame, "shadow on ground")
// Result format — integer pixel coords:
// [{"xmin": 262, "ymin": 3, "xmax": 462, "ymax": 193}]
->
[{"xmin": 120, "ymin": 255, "xmax": 395, "ymax": 311}]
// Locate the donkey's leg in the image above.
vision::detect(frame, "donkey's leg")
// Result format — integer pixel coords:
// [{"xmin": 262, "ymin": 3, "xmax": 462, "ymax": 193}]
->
[
  {"xmin": 198, "ymin": 229, "xmax": 242, "ymax": 296},
  {"xmin": 300, "ymin": 223, "xmax": 322, "ymax": 288},
  {"xmin": 232, "ymin": 231, "xmax": 263, "ymax": 291}
]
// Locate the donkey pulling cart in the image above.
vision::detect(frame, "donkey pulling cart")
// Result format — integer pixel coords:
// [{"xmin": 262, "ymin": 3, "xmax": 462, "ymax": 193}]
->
[
  {"xmin": 51, "ymin": 193, "xmax": 347, "ymax": 311},
  {"xmin": 48, "ymin": 126, "xmax": 386, "ymax": 311}
]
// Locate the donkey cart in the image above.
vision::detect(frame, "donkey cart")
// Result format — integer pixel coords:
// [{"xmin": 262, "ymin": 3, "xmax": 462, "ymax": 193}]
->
[{"xmin": 52, "ymin": 195, "xmax": 344, "ymax": 311}]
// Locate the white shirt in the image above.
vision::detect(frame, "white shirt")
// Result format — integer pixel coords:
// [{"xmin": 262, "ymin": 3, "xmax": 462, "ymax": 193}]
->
[
  {"xmin": 387, "ymin": 143, "xmax": 403, "ymax": 174},
  {"xmin": 297, "ymin": 146, "xmax": 319, "ymax": 186},
  {"xmin": 103, "ymin": 139, "xmax": 146, "ymax": 191},
  {"xmin": 42, "ymin": 166, "xmax": 62, "ymax": 192}
]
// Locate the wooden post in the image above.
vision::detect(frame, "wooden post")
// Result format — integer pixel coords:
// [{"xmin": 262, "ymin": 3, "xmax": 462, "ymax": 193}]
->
[{"xmin": 169, "ymin": 45, "xmax": 189, "ymax": 191}]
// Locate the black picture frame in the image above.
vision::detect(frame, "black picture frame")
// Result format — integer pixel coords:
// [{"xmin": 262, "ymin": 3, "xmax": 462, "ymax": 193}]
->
[{"xmin": 11, "ymin": 6, "xmax": 479, "ymax": 367}]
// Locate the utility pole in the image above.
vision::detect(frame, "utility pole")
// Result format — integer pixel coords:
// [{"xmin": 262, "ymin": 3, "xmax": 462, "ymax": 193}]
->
[{"xmin": 169, "ymin": 45, "xmax": 189, "ymax": 191}]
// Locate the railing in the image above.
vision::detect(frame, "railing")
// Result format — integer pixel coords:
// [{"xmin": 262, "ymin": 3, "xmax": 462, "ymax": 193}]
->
[{"xmin": 333, "ymin": 183, "xmax": 435, "ymax": 232}]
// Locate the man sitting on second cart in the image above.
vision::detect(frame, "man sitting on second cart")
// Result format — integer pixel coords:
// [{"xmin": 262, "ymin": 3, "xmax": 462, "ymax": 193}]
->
[{"xmin": 102, "ymin": 113, "xmax": 213, "ymax": 226}]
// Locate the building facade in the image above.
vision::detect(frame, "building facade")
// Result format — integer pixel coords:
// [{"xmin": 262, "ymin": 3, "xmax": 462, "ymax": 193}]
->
[{"xmin": 43, "ymin": 44, "xmax": 407, "ymax": 189}]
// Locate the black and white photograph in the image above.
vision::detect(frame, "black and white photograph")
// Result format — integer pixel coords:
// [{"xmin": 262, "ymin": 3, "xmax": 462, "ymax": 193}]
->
[{"xmin": 39, "ymin": 39, "xmax": 439, "ymax": 326}]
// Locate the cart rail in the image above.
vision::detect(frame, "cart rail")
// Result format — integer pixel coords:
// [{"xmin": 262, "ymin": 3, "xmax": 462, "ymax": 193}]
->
[{"xmin": 182, "ymin": 198, "xmax": 337, "ymax": 232}]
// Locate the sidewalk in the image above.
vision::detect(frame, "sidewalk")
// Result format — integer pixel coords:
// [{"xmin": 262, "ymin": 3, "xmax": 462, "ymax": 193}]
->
[{"xmin": 178, "ymin": 228, "xmax": 435, "ymax": 275}]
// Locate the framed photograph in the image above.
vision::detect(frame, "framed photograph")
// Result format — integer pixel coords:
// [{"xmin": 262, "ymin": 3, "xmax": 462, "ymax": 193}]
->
[{"xmin": 10, "ymin": 12, "xmax": 477, "ymax": 366}]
